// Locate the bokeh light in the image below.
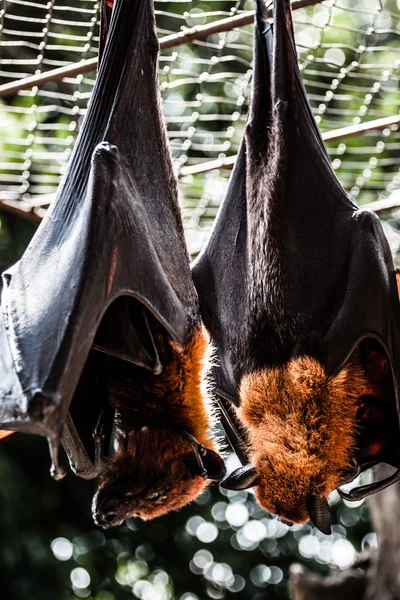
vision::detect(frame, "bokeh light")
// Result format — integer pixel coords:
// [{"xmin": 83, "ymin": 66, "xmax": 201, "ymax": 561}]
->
[{"xmin": 51, "ymin": 537, "xmax": 73, "ymax": 561}]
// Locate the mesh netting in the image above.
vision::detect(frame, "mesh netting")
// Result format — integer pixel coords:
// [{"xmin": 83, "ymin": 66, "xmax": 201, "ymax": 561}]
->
[
  {"xmin": 0, "ymin": 0, "xmax": 99, "ymax": 202},
  {"xmin": 0, "ymin": 0, "xmax": 400, "ymax": 252}
]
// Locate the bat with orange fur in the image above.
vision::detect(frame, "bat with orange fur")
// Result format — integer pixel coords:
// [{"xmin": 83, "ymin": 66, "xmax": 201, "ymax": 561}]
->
[
  {"xmin": 192, "ymin": 0, "xmax": 400, "ymax": 534},
  {"xmin": 0, "ymin": 0, "xmax": 225, "ymax": 528}
]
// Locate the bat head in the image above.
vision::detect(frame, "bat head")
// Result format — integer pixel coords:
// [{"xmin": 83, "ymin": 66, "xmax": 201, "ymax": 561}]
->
[
  {"xmin": 92, "ymin": 426, "xmax": 225, "ymax": 528},
  {"xmin": 221, "ymin": 453, "xmax": 333, "ymax": 534},
  {"xmin": 221, "ymin": 355, "xmax": 369, "ymax": 533}
]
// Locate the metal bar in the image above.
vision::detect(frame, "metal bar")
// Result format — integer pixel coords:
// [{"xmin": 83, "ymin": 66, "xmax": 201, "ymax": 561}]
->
[
  {"xmin": 0, "ymin": 59, "xmax": 97, "ymax": 98},
  {"xmin": 362, "ymin": 196, "xmax": 400, "ymax": 215},
  {"xmin": 0, "ymin": 199, "xmax": 45, "ymax": 223},
  {"xmin": 160, "ymin": 0, "xmax": 323, "ymax": 49},
  {"xmin": 1, "ymin": 114, "xmax": 399, "ymax": 220},
  {"xmin": 178, "ymin": 114, "xmax": 400, "ymax": 177}
]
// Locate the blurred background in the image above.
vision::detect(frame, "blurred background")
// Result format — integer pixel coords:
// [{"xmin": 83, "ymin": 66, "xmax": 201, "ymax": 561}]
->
[{"xmin": 0, "ymin": 0, "xmax": 399, "ymax": 598}]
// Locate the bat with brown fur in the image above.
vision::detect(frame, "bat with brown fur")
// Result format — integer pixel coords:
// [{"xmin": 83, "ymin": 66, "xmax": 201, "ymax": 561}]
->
[
  {"xmin": 192, "ymin": 0, "xmax": 400, "ymax": 534},
  {"xmin": 0, "ymin": 0, "xmax": 225, "ymax": 528},
  {"xmin": 92, "ymin": 324, "xmax": 225, "ymax": 527}
]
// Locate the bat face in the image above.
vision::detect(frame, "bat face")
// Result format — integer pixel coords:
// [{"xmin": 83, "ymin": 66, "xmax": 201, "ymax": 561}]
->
[{"xmin": 92, "ymin": 427, "xmax": 208, "ymax": 527}]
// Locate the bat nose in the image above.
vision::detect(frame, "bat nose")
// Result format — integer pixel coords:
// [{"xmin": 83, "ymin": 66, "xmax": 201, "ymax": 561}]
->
[
  {"xmin": 103, "ymin": 511, "xmax": 118, "ymax": 524},
  {"xmin": 93, "ymin": 509, "xmax": 122, "ymax": 528},
  {"xmin": 92, "ymin": 493, "xmax": 122, "ymax": 528}
]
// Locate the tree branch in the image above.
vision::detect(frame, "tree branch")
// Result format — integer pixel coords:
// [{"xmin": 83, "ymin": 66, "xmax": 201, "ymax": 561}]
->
[{"xmin": 290, "ymin": 563, "xmax": 367, "ymax": 600}]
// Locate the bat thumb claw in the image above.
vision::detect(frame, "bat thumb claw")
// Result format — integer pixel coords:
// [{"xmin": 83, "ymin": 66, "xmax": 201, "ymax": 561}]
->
[
  {"xmin": 220, "ymin": 465, "xmax": 259, "ymax": 490},
  {"xmin": 306, "ymin": 495, "xmax": 332, "ymax": 535},
  {"xmin": 48, "ymin": 436, "xmax": 67, "ymax": 480},
  {"xmin": 50, "ymin": 463, "xmax": 67, "ymax": 481}
]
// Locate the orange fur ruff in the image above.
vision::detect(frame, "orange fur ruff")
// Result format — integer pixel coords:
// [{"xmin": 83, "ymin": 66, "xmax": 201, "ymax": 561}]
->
[
  {"xmin": 147, "ymin": 325, "xmax": 218, "ymax": 450},
  {"xmin": 238, "ymin": 356, "xmax": 367, "ymax": 523}
]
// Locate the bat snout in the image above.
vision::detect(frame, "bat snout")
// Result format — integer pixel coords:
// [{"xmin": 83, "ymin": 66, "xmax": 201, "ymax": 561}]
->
[
  {"xmin": 93, "ymin": 509, "xmax": 124, "ymax": 529},
  {"xmin": 92, "ymin": 494, "xmax": 127, "ymax": 528},
  {"xmin": 92, "ymin": 491, "xmax": 125, "ymax": 529}
]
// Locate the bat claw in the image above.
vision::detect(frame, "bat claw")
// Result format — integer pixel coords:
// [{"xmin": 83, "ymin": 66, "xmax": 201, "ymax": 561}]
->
[
  {"xmin": 50, "ymin": 463, "xmax": 67, "ymax": 481},
  {"xmin": 339, "ymin": 459, "xmax": 361, "ymax": 486},
  {"xmin": 48, "ymin": 436, "xmax": 67, "ymax": 480},
  {"xmin": 153, "ymin": 361, "xmax": 162, "ymax": 375}
]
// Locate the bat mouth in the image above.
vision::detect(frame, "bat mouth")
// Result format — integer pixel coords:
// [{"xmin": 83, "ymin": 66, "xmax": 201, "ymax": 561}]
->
[
  {"xmin": 91, "ymin": 492, "xmax": 124, "ymax": 529},
  {"xmin": 337, "ymin": 338, "xmax": 400, "ymax": 501}
]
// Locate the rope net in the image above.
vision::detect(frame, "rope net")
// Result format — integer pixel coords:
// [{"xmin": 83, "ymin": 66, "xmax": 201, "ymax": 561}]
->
[{"xmin": 0, "ymin": 0, "xmax": 400, "ymax": 253}]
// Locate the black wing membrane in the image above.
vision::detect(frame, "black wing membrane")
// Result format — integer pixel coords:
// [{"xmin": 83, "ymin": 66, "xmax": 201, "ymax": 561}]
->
[
  {"xmin": 193, "ymin": 0, "xmax": 400, "ymax": 518},
  {"xmin": 194, "ymin": 0, "xmax": 400, "ymax": 396},
  {"xmin": 99, "ymin": 0, "xmax": 114, "ymax": 63},
  {"xmin": 0, "ymin": 0, "xmax": 200, "ymax": 477}
]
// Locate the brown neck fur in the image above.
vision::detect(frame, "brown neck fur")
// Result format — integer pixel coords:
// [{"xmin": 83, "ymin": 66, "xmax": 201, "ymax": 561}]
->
[
  {"xmin": 108, "ymin": 325, "xmax": 217, "ymax": 450},
  {"xmin": 238, "ymin": 354, "xmax": 367, "ymax": 522}
]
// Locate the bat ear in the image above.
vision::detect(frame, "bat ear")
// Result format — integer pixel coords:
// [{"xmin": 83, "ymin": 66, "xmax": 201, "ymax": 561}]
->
[
  {"xmin": 200, "ymin": 447, "xmax": 227, "ymax": 481},
  {"xmin": 306, "ymin": 495, "xmax": 332, "ymax": 535},
  {"xmin": 220, "ymin": 465, "xmax": 260, "ymax": 490}
]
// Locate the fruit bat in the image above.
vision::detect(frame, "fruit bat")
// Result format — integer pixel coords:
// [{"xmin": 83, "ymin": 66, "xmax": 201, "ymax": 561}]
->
[
  {"xmin": 192, "ymin": 0, "xmax": 400, "ymax": 535},
  {"xmin": 0, "ymin": 0, "xmax": 225, "ymax": 528}
]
